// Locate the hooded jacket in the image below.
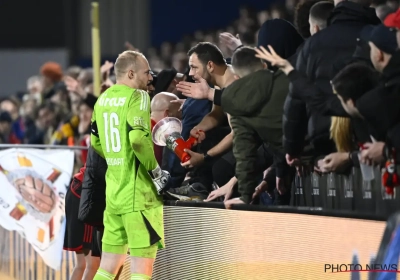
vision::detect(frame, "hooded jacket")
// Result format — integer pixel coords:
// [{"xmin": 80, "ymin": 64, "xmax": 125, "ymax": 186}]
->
[
  {"xmin": 221, "ymin": 70, "xmax": 289, "ymax": 204},
  {"xmin": 284, "ymin": 1, "xmax": 381, "ymax": 157}
]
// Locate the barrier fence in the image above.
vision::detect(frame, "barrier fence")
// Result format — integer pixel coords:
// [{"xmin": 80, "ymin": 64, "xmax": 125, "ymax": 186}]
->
[{"xmin": 291, "ymin": 167, "xmax": 400, "ymax": 218}]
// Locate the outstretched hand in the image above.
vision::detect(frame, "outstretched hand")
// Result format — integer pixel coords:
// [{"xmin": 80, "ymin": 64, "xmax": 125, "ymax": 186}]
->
[
  {"xmin": 176, "ymin": 74, "xmax": 213, "ymax": 100},
  {"xmin": 219, "ymin": 32, "xmax": 242, "ymax": 56},
  {"xmin": 360, "ymin": 142, "xmax": 386, "ymax": 166},
  {"xmin": 255, "ymin": 45, "xmax": 294, "ymax": 75},
  {"xmin": 100, "ymin": 60, "xmax": 114, "ymax": 81},
  {"xmin": 205, "ymin": 180, "xmax": 235, "ymax": 202}
]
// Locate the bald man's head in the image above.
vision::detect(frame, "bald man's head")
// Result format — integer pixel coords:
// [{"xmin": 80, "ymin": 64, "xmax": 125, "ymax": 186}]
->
[
  {"xmin": 151, "ymin": 92, "xmax": 181, "ymax": 123},
  {"xmin": 114, "ymin": 51, "xmax": 153, "ymax": 90}
]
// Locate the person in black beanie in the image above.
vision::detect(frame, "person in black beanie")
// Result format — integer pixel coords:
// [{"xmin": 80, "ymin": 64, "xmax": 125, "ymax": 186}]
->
[
  {"xmin": 154, "ymin": 68, "xmax": 184, "ymax": 96},
  {"xmin": 257, "ymin": 19, "xmax": 304, "ymax": 66},
  {"xmin": 147, "ymin": 71, "xmax": 158, "ymax": 99}
]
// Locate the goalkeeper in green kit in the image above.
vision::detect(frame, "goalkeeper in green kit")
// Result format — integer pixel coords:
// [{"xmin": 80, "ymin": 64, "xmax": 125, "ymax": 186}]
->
[{"xmin": 91, "ymin": 51, "xmax": 170, "ymax": 280}]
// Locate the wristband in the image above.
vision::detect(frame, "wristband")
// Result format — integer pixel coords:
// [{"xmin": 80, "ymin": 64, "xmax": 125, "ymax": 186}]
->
[
  {"xmin": 234, "ymin": 45, "xmax": 244, "ymax": 52},
  {"xmin": 213, "ymin": 89, "xmax": 223, "ymax": 106}
]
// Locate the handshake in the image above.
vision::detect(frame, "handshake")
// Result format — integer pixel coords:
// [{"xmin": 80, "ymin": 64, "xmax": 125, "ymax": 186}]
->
[{"xmin": 148, "ymin": 166, "xmax": 171, "ymax": 195}]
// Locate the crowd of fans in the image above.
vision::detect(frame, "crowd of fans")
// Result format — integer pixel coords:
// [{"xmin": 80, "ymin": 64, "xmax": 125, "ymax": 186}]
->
[
  {"xmin": 1, "ymin": 0, "xmax": 400, "ymax": 207},
  {"xmin": 143, "ymin": 0, "xmax": 398, "ymax": 72}
]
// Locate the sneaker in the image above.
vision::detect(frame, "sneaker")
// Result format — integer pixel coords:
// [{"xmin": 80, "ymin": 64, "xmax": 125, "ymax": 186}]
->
[
  {"xmin": 163, "ymin": 191, "xmax": 192, "ymax": 201},
  {"xmin": 168, "ymin": 182, "xmax": 209, "ymax": 201}
]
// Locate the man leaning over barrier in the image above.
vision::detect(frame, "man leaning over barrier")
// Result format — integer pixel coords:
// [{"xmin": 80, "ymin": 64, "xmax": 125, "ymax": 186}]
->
[
  {"xmin": 91, "ymin": 50, "xmax": 170, "ymax": 280},
  {"xmin": 222, "ymin": 46, "xmax": 294, "ymax": 208}
]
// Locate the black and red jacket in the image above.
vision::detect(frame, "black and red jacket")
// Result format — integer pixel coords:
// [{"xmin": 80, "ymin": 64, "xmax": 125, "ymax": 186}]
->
[
  {"xmin": 70, "ymin": 166, "xmax": 87, "ymax": 198},
  {"xmin": 78, "ymin": 147, "xmax": 107, "ymax": 228}
]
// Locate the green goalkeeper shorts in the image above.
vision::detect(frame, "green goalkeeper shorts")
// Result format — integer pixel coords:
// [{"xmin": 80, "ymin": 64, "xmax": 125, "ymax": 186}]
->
[{"xmin": 102, "ymin": 205, "xmax": 164, "ymax": 258}]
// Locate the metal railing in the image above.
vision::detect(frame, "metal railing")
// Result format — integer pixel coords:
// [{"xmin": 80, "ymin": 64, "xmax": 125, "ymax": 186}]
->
[
  {"xmin": 0, "ymin": 144, "xmax": 88, "ymax": 150},
  {"xmin": 290, "ymin": 166, "xmax": 400, "ymax": 218},
  {"xmin": 0, "ymin": 144, "xmax": 395, "ymax": 279}
]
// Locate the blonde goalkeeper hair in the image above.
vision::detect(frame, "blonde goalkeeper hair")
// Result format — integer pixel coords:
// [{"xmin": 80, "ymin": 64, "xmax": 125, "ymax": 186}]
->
[
  {"xmin": 114, "ymin": 51, "xmax": 146, "ymax": 78},
  {"xmin": 330, "ymin": 116, "xmax": 353, "ymax": 153}
]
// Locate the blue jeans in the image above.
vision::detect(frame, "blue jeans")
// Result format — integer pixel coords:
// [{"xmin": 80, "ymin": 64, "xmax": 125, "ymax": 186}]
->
[{"xmin": 260, "ymin": 192, "xmax": 274, "ymax": 205}]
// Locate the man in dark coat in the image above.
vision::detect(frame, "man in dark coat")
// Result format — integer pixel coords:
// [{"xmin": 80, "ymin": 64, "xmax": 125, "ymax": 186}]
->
[
  {"xmin": 222, "ymin": 47, "xmax": 293, "ymax": 207},
  {"xmin": 284, "ymin": 0, "xmax": 381, "ymax": 160}
]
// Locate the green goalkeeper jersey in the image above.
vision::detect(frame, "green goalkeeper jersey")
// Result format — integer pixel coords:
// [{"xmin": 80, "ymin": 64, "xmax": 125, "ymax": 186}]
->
[{"xmin": 91, "ymin": 84, "xmax": 162, "ymax": 214}]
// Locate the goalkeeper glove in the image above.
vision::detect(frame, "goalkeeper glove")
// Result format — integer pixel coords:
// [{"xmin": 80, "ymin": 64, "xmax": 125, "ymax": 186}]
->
[{"xmin": 148, "ymin": 166, "xmax": 171, "ymax": 194}]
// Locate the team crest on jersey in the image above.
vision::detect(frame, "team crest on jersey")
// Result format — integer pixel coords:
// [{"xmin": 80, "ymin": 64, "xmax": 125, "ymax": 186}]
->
[{"xmin": 133, "ymin": 117, "xmax": 148, "ymax": 129}]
